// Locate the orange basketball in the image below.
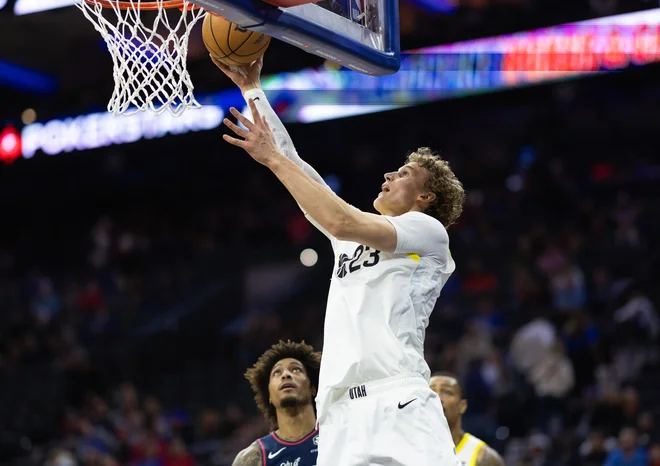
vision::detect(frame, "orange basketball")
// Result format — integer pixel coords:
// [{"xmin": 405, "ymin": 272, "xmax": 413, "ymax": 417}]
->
[{"xmin": 202, "ymin": 13, "xmax": 271, "ymax": 66}]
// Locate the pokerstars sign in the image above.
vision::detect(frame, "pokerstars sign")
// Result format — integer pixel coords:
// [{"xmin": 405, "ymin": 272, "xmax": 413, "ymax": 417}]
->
[
  {"xmin": 0, "ymin": 125, "xmax": 22, "ymax": 165},
  {"xmin": 20, "ymin": 106, "xmax": 225, "ymax": 159}
]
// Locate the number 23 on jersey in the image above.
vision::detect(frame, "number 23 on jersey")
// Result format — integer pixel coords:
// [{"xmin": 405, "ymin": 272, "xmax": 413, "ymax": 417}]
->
[{"xmin": 336, "ymin": 245, "xmax": 380, "ymax": 278}]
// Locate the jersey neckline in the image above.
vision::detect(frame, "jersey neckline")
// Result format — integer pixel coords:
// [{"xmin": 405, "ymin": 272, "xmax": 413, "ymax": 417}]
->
[{"xmin": 271, "ymin": 427, "xmax": 319, "ymax": 446}]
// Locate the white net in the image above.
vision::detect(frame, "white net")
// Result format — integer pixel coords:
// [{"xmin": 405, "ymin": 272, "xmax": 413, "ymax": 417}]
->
[{"xmin": 75, "ymin": 0, "xmax": 206, "ymax": 117}]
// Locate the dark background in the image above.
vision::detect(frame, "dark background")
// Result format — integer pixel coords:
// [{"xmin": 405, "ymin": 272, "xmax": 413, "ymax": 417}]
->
[{"xmin": 1, "ymin": 1, "xmax": 660, "ymax": 465}]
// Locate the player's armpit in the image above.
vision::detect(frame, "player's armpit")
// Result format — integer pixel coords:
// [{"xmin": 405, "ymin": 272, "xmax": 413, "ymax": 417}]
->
[
  {"xmin": 333, "ymin": 211, "xmax": 398, "ymax": 253},
  {"xmin": 232, "ymin": 442, "xmax": 263, "ymax": 466},
  {"xmin": 475, "ymin": 445, "xmax": 505, "ymax": 466}
]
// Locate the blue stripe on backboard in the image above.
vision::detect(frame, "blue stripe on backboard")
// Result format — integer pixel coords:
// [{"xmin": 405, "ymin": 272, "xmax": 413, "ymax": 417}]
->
[
  {"xmin": 406, "ymin": 0, "xmax": 456, "ymax": 14},
  {"xmin": 0, "ymin": 60, "xmax": 57, "ymax": 94},
  {"xmin": 191, "ymin": 0, "xmax": 400, "ymax": 75}
]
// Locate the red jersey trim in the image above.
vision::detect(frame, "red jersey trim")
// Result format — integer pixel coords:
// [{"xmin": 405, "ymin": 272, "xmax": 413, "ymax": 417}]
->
[
  {"xmin": 271, "ymin": 427, "xmax": 319, "ymax": 446},
  {"xmin": 256, "ymin": 438, "xmax": 267, "ymax": 466}
]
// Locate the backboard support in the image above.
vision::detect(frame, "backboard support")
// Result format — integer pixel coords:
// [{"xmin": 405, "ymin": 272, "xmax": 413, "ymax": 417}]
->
[{"xmin": 190, "ymin": 0, "xmax": 400, "ymax": 75}]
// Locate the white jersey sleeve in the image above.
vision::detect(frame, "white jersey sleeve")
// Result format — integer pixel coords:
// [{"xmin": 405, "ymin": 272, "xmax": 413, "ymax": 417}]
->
[
  {"xmin": 243, "ymin": 88, "xmax": 337, "ymax": 241},
  {"xmin": 384, "ymin": 211, "xmax": 454, "ymax": 271}
]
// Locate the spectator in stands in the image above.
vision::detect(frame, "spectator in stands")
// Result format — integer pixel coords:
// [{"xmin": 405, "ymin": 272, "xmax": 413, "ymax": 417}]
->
[
  {"xmin": 637, "ymin": 412, "xmax": 660, "ymax": 448},
  {"xmin": 529, "ymin": 341, "xmax": 575, "ymax": 432},
  {"xmin": 648, "ymin": 444, "xmax": 660, "ymax": 466},
  {"xmin": 578, "ymin": 431, "xmax": 608, "ymax": 466},
  {"xmin": 604, "ymin": 427, "xmax": 647, "ymax": 466},
  {"xmin": 510, "ymin": 308, "xmax": 556, "ymax": 376}
]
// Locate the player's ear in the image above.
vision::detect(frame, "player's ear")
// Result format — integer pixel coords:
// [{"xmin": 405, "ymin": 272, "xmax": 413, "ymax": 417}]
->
[
  {"xmin": 459, "ymin": 399, "xmax": 467, "ymax": 415},
  {"xmin": 418, "ymin": 191, "xmax": 436, "ymax": 205}
]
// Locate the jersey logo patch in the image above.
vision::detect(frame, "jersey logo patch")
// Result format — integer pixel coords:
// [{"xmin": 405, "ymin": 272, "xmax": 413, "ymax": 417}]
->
[
  {"xmin": 336, "ymin": 245, "xmax": 380, "ymax": 278},
  {"xmin": 268, "ymin": 447, "xmax": 286, "ymax": 459}
]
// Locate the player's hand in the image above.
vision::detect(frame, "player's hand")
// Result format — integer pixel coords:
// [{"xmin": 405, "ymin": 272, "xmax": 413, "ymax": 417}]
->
[
  {"xmin": 223, "ymin": 98, "xmax": 280, "ymax": 166},
  {"xmin": 211, "ymin": 55, "xmax": 263, "ymax": 94}
]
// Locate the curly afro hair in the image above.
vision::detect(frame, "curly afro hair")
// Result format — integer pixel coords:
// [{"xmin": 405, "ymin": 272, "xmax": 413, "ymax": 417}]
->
[
  {"xmin": 244, "ymin": 340, "xmax": 321, "ymax": 430},
  {"xmin": 406, "ymin": 147, "xmax": 465, "ymax": 228}
]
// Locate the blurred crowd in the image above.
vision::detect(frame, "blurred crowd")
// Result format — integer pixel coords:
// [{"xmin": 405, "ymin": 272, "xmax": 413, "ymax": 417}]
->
[{"xmin": 1, "ymin": 65, "xmax": 660, "ymax": 466}]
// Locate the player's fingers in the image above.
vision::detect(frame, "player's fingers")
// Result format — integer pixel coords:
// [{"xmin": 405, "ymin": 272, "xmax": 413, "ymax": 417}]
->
[
  {"xmin": 229, "ymin": 107, "xmax": 255, "ymax": 129},
  {"xmin": 261, "ymin": 116, "xmax": 277, "ymax": 143},
  {"xmin": 248, "ymin": 99, "xmax": 262, "ymax": 123},
  {"xmin": 223, "ymin": 118, "xmax": 249, "ymax": 138},
  {"xmin": 261, "ymin": 115, "xmax": 270, "ymax": 129},
  {"xmin": 252, "ymin": 56, "xmax": 264, "ymax": 70},
  {"xmin": 222, "ymin": 134, "xmax": 246, "ymax": 148},
  {"xmin": 210, "ymin": 55, "xmax": 231, "ymax": 73}
]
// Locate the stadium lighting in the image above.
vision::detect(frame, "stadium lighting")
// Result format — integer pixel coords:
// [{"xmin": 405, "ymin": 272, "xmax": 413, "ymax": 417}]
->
[
  {"xmin": 14, "ymin": 0, "xmax": 75, "ymax": 15},
  {"xmin": 300, "ymin": 248, "xmax": 318, "ymax": 267}
]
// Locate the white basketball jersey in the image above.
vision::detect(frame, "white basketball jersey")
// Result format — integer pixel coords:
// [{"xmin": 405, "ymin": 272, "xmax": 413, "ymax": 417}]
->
[
  {"xmin": 242, "ymin": 89, "xmax": 456, "ymax": 424},
  {"xmin": 455, "ymin": 433, "xmax": 487, "ymax": 466},
  {"xmin": 311, "ymin": 209, "xmax": 455, "ymax": 421}
]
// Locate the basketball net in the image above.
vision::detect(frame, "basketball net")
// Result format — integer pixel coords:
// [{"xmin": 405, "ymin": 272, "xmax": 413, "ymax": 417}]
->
[{"xmin": 75, "ymin": 0, "xmax": 206, "ymax": 117}]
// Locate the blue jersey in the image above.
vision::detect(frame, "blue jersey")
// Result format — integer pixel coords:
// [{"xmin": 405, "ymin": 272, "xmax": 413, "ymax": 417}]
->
[{"xmin": 256, "ymin": 427, "xmax": 319, "ymax": 466}]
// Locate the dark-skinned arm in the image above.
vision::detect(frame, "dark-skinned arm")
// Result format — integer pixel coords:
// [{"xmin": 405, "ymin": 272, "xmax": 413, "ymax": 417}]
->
[
  {"xmin": 476, "ymin": 445, "xmax": 505, "ymax": 466},
  {"xmin": 232, "ymin": 442, "xmax": 263, "ymax": 466}
]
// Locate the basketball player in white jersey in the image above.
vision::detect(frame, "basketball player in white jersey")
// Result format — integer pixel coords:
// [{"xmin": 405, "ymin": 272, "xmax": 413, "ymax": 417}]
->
[
  {"xmin": 430, "ymin": 372, "xmax": 505, "ymax": 466},
  {"xmin": 214, "ymin": 56, "xmax": 465, "ymax": 466}
]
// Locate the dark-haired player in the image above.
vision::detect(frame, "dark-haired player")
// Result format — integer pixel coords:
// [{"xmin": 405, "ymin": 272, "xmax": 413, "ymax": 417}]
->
[
  {"xmin": 430, "ymin": 372, "xmax": 505, "ymax": 466},
  {"xmin": 232, "ymin": 340, "xmax": 321, "ymax": 466}
]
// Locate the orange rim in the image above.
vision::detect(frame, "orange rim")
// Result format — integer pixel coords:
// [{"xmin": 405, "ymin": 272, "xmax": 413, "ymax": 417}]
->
[{"xmin": 82, "ymin": 0, "xmax": 200, "ymax": 10}]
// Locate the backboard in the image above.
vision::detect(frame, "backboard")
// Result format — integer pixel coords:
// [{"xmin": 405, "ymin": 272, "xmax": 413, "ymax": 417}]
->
[{"xmin": 191, "ymin": 0, "xmax": 400, "ymax": 75}]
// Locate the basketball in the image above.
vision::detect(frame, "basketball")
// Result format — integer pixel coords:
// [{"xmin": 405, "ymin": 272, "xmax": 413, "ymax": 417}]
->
[{"xmin": 202, "ymin": 13, "xmax": 271, "ymax": 67}]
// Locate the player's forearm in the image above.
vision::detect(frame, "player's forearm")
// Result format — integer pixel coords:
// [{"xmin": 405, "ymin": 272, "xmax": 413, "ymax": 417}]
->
[
  {"xmin": 243, "ymin": 88, "xmax": 331, "ymax": 190},
  {"xmin": 243, "ymin": 88, "xmax": 291, "ymax": 148},
  {"xmin": 268, "ymin": 152, "xmax": 356, "ymax": 237}
]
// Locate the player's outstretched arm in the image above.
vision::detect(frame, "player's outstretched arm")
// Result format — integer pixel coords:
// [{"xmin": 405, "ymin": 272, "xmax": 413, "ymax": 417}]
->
[
  {"xmin": 223, "ymin": 100, "xmax": 402, "ymax": 253},
  {"xmin": 232, "ymin": 442, "xmax": 263, "ymax": 466},
  {"xmin": 211, "ymin": 56, "xmax": 331, "ymax": 192},
  {"xmin": 476, "ymin": 445, "xmax": 506, "ymax": 466}
]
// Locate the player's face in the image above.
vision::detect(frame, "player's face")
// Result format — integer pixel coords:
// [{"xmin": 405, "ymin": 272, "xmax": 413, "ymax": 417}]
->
[
  {"xmin": 374, "ymin": 162, "xmax": 430, "ymax": 216},
  {"xmin": 430, "ymin": 376, "xmax": 466, "ymax": 428},
  {"xmin": 269, "ymin": 358, "xmax": 315, "ymax": 410}
]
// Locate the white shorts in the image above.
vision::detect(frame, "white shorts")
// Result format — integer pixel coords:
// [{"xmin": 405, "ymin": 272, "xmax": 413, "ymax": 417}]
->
[{"xmin": 317, "ymin": 374, "xmax": 461, "ymax": 466}]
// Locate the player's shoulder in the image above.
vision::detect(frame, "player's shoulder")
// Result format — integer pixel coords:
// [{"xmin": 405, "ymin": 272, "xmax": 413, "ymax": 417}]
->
[
  {"xmin": 232, "ymin": 441, "xmax": 263, "ymax": 466},
  {"xmin": 388, "ymin": 211, "xmax": 452, "ymax": 265},
  {"xmin": 388, "ymin": 210, "xmax": 449, "ymax": 237},
  {"xmin": 402, "ymin": 211, "xmax": 449, "ymax": 238},
  {"xmin": 474, "ymin": 438, "xmax": 505, "ymax": 466}
]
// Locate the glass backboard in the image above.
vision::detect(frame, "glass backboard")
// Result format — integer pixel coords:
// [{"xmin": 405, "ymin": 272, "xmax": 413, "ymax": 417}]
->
[{"xmin": 191, "ymin": 0, "xmax": 400, "ymax": 75}]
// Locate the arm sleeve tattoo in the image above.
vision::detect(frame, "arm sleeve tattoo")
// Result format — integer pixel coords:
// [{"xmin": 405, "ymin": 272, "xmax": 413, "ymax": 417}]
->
[{"xmin": 232, "ymin": 441, "xmax": 263, "ymax": 466}]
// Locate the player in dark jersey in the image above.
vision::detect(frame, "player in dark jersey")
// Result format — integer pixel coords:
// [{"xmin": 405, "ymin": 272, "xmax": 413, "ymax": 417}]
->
[{"xmin": 233, "ymin": 340, "xmax": 322, "ymax": 466}]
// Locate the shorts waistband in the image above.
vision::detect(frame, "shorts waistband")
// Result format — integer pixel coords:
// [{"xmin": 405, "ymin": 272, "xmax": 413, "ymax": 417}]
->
[{"xmin": 331, "ymin": 373, "xmax": 428, "ymax": 405}]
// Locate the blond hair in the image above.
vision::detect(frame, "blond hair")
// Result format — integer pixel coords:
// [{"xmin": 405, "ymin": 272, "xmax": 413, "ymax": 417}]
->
[{"xmin": 406, "ymin": 147, "xmax": 465, "ymax": 228}]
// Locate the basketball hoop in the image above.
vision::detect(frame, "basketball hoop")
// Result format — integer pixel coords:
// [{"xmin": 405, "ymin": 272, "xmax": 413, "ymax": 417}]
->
[{"xmin": 75, "ymin": 0, "xmax": 206, "ymax": 117}]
